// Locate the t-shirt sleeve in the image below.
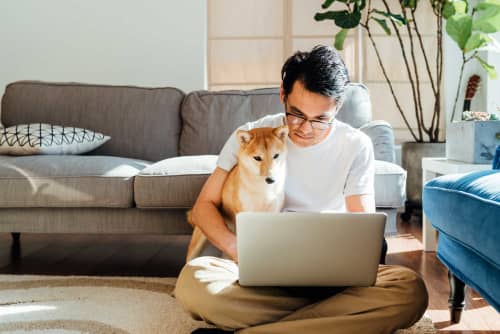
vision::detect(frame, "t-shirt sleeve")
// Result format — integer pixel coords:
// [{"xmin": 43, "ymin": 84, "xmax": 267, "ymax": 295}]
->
[{"xmin": 344, "ymin": 134, "xmax": 375, "ymax": 196}]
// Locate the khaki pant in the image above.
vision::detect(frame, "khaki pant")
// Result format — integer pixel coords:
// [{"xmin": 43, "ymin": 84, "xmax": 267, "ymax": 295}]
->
[{"xmin": 174, "ymin": 256, "xmax": 428, "ymax": 334}]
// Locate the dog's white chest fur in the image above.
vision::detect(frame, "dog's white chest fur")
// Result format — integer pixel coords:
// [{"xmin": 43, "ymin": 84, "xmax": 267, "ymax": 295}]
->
[{"xmin": 237, "ymin": 182, "xmax": 284, "ymax": 212}]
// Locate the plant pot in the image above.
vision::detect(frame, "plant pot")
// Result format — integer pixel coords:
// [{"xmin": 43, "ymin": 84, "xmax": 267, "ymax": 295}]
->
[
  {"xmin": 401, "ymin": 141, "xmax": 446, "ymax": 212},
  {"xmin": 447, "ymin": 121, "xmax": 500, "ymax": 164}
]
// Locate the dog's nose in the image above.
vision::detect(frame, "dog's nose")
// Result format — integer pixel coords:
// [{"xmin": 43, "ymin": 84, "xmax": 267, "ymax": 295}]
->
[{"xmin": 265, "ymin": 177, "xmax": 275, "ymax": 184}]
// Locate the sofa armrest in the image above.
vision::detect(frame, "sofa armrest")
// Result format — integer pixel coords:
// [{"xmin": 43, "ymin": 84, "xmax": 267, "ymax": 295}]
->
[{"xmin": 360, "ymin": 120, "xmax": 396, "ymax": 163}]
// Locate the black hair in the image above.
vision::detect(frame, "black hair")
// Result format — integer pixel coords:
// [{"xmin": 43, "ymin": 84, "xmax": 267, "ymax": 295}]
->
[{"xmin": 281, "ymin": 45, "xmax": 350, "ymax": 105}]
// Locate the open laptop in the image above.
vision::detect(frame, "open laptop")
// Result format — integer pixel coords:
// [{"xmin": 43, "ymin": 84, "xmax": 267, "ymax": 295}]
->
[{"xmin": 236, "ymin": 212, "xmax": 386, "ymax": 287}]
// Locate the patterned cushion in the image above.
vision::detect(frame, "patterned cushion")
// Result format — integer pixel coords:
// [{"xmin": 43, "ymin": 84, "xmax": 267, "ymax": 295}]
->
[{"xmin": 0, "ymin": 123, "xmax": 110, "ymax": 155}]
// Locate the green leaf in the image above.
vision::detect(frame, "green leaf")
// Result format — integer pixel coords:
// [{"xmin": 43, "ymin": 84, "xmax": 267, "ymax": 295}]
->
[
  {"xmin": 443, "ymin": 1, "xmax": 468, "ymax": 19},
  {"xmin": 464, "ymin": 33, "xmax": 491, "ymax": 52},
  {"xmin": 334, "ymin": 28, "xmax": 350, "ymax": 50},
  {"xmin": 321, "ymin": 0, "xmax": 336, "ymax": 9},
  {"xmin": 373, "ymin": 18, "xmax": 391, "ymax": 35},
  {"xmin": 315, "ymin": 9, "xmax": 362, "ymax": 28},
  {"xmin": 314, "ymin": 11, "xmax": 339, "ymax": 22},
  {"xmin": 475, "ymin": 0, "xmax": 500, "ymax": 11},
  {"xmin": 443, "ymin": 2, "xmax": 455, "ymax": 19},
  {"xmin": 336, "ymin": 10, "xmax": 362, "ymax": 28},
  {"xmin": 446, "ymin": 13, "xmax": 472, "ymax": 50},
  {"xmin": 373, "ymin": 9, "xmax": 407, "ymax": 26},
  {"xmin": 473, "ymin": 6, "xmax": 500, "ymax": 33},
  {"xmin": 475, "ymin": 55, "xmax": 497, "ymax": 79}
]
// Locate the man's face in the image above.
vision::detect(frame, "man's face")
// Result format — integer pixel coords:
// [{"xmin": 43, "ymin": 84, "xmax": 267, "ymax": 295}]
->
[{"xmin": 280, "ymin": 80, "xmax": 338, "ymax": 147}]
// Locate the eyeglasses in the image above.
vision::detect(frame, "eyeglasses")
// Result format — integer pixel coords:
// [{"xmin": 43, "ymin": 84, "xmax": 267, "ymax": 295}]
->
[{"xmin": 285, "ymin": 108, "xmax": 335, "ymax": 131}]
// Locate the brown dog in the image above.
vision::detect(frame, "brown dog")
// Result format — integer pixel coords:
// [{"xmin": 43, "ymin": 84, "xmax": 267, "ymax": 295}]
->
[{"xmin": 186, "ymin": 125, "xmax": 288, "ymax": 262}]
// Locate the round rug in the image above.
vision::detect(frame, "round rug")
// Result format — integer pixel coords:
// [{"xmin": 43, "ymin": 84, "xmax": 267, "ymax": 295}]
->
[{"xmin": 0, "ymin": 275, "xmax": 436, "ymax": 333}]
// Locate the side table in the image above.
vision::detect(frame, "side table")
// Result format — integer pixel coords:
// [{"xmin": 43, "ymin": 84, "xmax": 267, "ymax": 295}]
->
[{"xmin": 422, "ymin": 157, "xmax": 491, "ymax": 251}]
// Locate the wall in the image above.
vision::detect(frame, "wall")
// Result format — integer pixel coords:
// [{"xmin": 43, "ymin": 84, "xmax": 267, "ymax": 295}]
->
[{"xmin": 0, "ymin": 0, "xmax": 207, "ymax": 97}]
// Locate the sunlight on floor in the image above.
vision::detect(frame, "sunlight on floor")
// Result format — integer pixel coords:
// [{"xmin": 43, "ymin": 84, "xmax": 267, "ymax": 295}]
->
[
  {"xmin": 0, "ymin": 304, "xmax": 56, "ymax": 317},
  {"xmin": 386, "ymin": 233, "xmax": 424, "ymax": 254}
]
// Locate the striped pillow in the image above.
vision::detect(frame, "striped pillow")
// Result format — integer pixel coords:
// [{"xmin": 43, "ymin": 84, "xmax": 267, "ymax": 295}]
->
[{"xmin": 0, "ymin": 123, "xmax": 110, "ymax": 155}]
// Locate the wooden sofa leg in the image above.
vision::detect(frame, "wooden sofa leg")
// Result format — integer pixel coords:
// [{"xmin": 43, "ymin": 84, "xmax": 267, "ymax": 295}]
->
[
  {"xmin": 11, "ymin": 233, "xmax": 20, "ymax": 243},
  {"xmin": 448, "ymin": 271, "xmax": 465, "ymax": 323}
]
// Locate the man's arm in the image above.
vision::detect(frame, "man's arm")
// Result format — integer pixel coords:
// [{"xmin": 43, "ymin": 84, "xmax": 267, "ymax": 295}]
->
[
  {"xmin": 191, "ymin": 167, "xmax": 238, "ymax": 261},
  {"xmin": 345, "ymin": 194, "xmax": 375, "ymax": 213}
]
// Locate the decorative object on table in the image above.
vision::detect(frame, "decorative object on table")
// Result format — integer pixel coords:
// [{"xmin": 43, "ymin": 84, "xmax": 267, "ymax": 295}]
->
[
  {"xmin": 462, "ymin": 74, "xmax": 481, "ymax": 113},
  {"xmin": 0, "ymin": 274, "xmax": 437, "ymax": 334},
  {"xmin": 462, "ymin": 110, "xmax": 499, "ymax": 121},
  {"xmin": 447, "ymin": 71, "xmax": 500, "ymax": 164},
  {"xmin": 447, "ymin": 74, "xmax": 500, "ymax": 164},
  {"xmin": 0, "ymin": 123, "xmax": 110, "ymax": 155},
  {"xmin": 447, "ymin": 119, "xmax": 500, "ymax": 163}
]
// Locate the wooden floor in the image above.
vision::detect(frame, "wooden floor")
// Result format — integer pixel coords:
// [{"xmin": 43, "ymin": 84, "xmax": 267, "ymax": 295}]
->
[{"xmin": 0, "ymin": 215, "xmax": 498, "ymax": 333}]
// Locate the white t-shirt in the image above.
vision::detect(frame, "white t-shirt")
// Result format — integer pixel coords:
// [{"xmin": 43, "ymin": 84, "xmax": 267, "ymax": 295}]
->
[{"xmin": 217, "ymin": 113, "xmax": 375, "ymax": 212}]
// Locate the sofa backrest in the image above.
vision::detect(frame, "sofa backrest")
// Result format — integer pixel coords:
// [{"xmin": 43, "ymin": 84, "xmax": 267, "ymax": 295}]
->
[
  {"xmin": 179, "ymin": 83, "xmax": 372, "ymax": 155},
  {"xmin": 1, "ymin": 81, "xmax": 184, "ymax": 162}
]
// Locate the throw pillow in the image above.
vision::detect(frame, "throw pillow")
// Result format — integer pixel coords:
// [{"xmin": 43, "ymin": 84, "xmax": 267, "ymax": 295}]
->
[{"xmin": 0, "ymin": 123, "xmax": 110, "ymax": 155}]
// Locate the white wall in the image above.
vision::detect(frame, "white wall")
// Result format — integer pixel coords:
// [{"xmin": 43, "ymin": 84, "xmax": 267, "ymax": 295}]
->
[{"xmin": 0, "ymin": 1, "xmax": 207, "ymax": 97}]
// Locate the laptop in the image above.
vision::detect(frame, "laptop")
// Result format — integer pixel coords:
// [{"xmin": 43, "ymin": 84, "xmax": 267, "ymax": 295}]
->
[{"xmin": 236, "ymin": 212, "xmax": 386, "ymax": 287}]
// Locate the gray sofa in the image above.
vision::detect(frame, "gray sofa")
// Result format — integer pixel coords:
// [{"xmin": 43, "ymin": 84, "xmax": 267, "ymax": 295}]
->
[{"xmin": 0, "ymin": 81, "xmax": 406, "ymax": 239}]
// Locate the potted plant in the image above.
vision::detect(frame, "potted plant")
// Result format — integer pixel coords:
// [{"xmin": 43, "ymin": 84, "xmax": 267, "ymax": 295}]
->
[{"xmin": 314, "ymin": 0, "xmax": 499, "ymax": 218}]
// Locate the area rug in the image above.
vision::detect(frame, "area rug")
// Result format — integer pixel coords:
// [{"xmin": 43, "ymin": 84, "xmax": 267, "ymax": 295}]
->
[{"xmin": 0, "ymin": 275, "xmax": 436, "ymax": 333}]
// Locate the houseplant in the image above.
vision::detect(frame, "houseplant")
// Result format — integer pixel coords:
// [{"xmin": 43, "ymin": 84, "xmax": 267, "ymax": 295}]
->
[{"xmin": 314, "ymin": 0, "xmax": 499, "ymax": 217}]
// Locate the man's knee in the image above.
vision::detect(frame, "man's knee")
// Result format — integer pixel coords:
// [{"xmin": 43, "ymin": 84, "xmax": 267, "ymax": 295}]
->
[
  {"xmin": 393, "ymin": 267, "xmax": 429, "ymax": 324},
  {"xmin": 174, "ymin": 259, "xmax": 201, "ymax": 316}
]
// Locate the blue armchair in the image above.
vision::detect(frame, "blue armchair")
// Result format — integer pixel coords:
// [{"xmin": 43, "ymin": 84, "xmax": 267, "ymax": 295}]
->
[{"xmin": 422, "ymin": 145, "xmax": 500, "ymax": 323}]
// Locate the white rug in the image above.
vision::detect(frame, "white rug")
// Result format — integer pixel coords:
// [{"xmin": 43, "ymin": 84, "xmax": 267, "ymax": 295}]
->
[{"xmin": 0, "ymin": 275, "xmax": 436, "ymax": 333}]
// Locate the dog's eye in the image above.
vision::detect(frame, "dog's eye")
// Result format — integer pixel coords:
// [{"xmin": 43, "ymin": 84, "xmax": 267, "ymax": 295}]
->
[
  {"xmin": 273, "ymin": 154, "xmax": 279, "ymax": 159},
  {"xmin": 253, "ymin": 156, "xmax": 262, "ymax": 161}
]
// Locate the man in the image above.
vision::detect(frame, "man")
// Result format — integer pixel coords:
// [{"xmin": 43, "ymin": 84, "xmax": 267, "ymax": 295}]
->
[{"xmin": 175, "ymin": 45, "xmax": 428, "ymax": 334}]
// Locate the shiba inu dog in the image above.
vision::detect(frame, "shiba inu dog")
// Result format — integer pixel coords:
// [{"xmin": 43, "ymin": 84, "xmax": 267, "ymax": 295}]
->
[{"xmin": 186, "ymin": 125, "xmax": 289, "ymax": 262}]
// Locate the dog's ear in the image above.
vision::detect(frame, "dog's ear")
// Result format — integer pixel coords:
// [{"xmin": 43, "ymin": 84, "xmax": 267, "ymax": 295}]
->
[
  {"xmin": 237, "ymin": 130, "xmax": 253, "ymax": 145},
  {"xmin": 273, "ymin": 125, "xmax": 288, "ymax": 141}
]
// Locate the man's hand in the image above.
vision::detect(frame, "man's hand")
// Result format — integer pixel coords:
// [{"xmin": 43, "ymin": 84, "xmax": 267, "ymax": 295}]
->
[
  {"xmin": 345, "ymin": 194, "xmax": 375, "ymax": 213},
  {"xmin": 226, "ymin": 238, "xmax": 238, "ymax": 263}
]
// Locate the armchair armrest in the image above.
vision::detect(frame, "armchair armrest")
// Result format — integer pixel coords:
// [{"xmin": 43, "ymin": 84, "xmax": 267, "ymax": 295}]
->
[{"xmin": 360, "ymin": 120, "xmax": 395, "ymax": 163}]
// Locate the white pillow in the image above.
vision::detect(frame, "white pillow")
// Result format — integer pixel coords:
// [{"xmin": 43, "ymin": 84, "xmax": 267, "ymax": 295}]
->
[{"xmin": 0, "ymin": 123, "xmax": 110, "ymax": 155}]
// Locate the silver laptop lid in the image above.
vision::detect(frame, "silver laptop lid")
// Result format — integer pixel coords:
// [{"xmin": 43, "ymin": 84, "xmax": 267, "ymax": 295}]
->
[{"xmin": 236, "ymin": 212, "xmax": 386, "ymax": 287}]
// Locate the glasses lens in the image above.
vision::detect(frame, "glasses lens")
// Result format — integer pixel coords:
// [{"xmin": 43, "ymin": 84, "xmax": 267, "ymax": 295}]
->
[
  {"xmin": 311, "ymin": 121, "xmax": 330, "ymax": 130},
  {"xmin": 286, "ymin": 112, "xmax": 332, "ymax": 130},
  {"xmin": 287, "ymin": 114, "xmax": 304, "ymax": 125}
]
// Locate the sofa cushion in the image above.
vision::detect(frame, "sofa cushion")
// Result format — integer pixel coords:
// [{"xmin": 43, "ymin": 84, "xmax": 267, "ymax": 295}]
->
[
  {"xmin": 179, "ymin": 84, "xmax": 372, "ymax": 156},
  {"xmin": 134, "ymin": 156, "xmax": 405, "ymax": 209},
  {"xmin": 374, "ymin": 160, "xmax": 406, "ymax": 207},
  {"xmin": 134, "ymin": 155, "xmax": 218, "ymax": 209},
  {"xmin": 423, "ymin": 170, "xmax": 500, "ymax": 267},
  {"xmin": 0, "ymin": 155, "xmax": 151, "ymax": 208},
  {"xmin": 1, "ymin": 81, "xmax": 184, "ymax": 161}
]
